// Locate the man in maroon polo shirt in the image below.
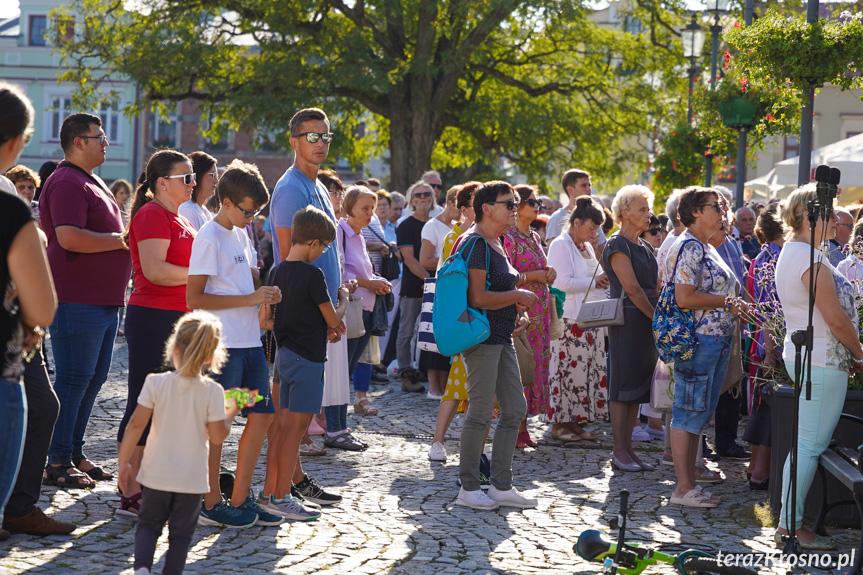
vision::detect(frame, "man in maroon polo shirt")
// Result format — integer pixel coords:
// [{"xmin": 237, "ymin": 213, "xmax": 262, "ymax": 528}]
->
[{"xmin": 40, "ymin": 113, "xmax": 131, "ymax": 487}]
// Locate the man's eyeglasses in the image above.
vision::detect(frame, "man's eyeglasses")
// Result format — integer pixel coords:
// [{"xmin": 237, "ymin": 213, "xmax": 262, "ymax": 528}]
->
[
  {"xmin": 165, "ymin": 173, "xmax": 197, "ymax": 186},
  {"xmin": 487, "ymin": 200, "xmax": 518, "ymax": 211},
  {"xmin": 524, "ymin": 198, "xmax": 544, "ymax": 209},
  {"xmin": 428, "ymin": 183, "xmax": 442, "ymax": 190},
  {"xmin": 79, "ymin": 135, "xmax": 108, "ymax": 145},
  {"xmin": 645, "ymin": 228, "xmax": 662, "ymax": 236},
  {"xmin": 413, "ymin": 191, "xmax": 432, "ymax": 199},
  {"xmin": 836, "ymin": 223, "xmax": 853, "ymax": 228},
  {"xmin": 701, "ymin": 202, "xmax": 723, "ymax": 213},
  {"xmin": 293, "ymin": 132, "xmax": 334, "ymax": 144}
]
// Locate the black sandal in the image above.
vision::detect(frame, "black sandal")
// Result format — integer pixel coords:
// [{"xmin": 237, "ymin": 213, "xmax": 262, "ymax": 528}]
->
[
  {"xmin": 72, "ymin": 456, "xmax": 113, "ymax": 481},
  {"xmin": 43, "ymin": 464, "xmax": 96, "ymax": 489}
]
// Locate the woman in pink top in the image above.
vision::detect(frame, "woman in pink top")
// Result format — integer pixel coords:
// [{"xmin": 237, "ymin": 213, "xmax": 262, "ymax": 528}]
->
[{"xmin": 330, "ymin": 186, "xmax": 391, "ymax": 449}]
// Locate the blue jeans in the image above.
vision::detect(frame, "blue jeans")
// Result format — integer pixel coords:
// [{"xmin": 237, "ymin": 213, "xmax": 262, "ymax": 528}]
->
[
  {"xmin": 671, "ymin": 332, "xmax": 732, "ymax": 435},
  {"xmin": 0, "ymin": 377, "xmax": 28, "ymax": 512},
  {"xmin": 778, "ymin": 363, "xmax": 847, "ymax": 530},
  {"xmin": 48, "ymin": 303, "xmax": 120, "ymax": 465}
]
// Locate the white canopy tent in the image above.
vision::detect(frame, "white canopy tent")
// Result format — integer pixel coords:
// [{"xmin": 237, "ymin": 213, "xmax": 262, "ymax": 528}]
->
[{"xmin": 747, "ymin": 133, "xmax": 863, "ymax": 204}]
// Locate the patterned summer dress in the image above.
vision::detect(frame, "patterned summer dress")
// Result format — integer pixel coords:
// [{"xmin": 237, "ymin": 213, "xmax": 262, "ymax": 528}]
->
[{"xmin": 502, "ymin": 226, "xmax": 552, "ymax": 417}]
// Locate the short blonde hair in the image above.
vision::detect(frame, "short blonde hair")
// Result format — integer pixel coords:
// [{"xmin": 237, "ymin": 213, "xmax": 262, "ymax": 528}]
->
[
  {"xmin": 611, "ymin": 185, "xmax": 654, "ymax": 225},
  {"xmin": 781, "ymin": 184, "xmax": 832, "ymax": 235},
  {"xmin": 343, "ymin": 185, "xmax": 377, "ymax": 217}
]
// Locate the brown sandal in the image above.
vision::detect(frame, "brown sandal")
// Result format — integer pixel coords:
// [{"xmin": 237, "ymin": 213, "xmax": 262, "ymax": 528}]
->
[
  {"xmin": 353, "ymin": 398, "xmax": 378, "ymax": 416},
  {"xmin": 568, "ymin": 421, "xmax": 597, "ymax": 440}
]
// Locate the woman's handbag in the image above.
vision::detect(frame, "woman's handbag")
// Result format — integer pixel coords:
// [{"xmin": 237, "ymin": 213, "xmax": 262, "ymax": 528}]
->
[
  {"xmin": 548, "ymin": 288, "xmax": 565, "ymax": 341},
  {"xmin": 346, "ymin": 295, "xmax": 366, "ymax": 339},
  {"xmin": 358, "ymin": 335, "xmax": 381, "ymax": 365},
  {"xmin": 514, "ymin": 332, "xmax": 535, "ymax": 386},
  {"xmin": 369, "ymin": 226, "xmax": 401, "ymax": 281},
  {"xmin": 652, "ymin": 239, "xmax": 707, "ymax": 363},
  {"xmin": 371, "ymin": 294, "xmax": 389, "ymax": 336},
  {"xmin": 575, "ymin": 262, "xmax": 625, "ymax": 329},
  {"xmin": 418, "ymin": 277, "xmax": 440, "ymax": 353},
  {"xmin": 649, "ymin": 360, "xmax": 674, "ymax": 412}
]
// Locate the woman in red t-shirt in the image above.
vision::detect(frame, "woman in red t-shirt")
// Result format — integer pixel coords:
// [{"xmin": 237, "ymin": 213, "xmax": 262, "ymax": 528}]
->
[{"xmin": 116, "ymin": 149, "xmax": 197, "ymax": 515}]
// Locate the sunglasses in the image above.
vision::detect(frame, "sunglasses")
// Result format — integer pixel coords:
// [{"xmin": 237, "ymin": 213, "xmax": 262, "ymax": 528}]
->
[
  {"xmin": 645, "ymin": 228, "xmax": 661, "ymax": 236},
  {"xmin": 524, "ymin": 198, "xmax": 544, "ymax": 209},
  {"xmin": 487, "ymin": 200, "xmax": 518, "ymax": 211},
  {"xmin": 429, "ymin": 183, "xmax": 442, "ymax": 190},
  {"xmin": 701, "ymin": 202, "xmax": 723, "ymax": 213},
  {"xmin": 233, "ymin": 202, "xmax": 262, "ymax": 218},
  {"xmin": 413, "ymin": 191, "xmax": 432, "ymax": 198},
  {"xmin": 165, "ymin": 173, "xmax": 197, "ymax": 185},
  {"xmin": 293, "ymin": 132, "xmax": 334, "ymax": 144}
]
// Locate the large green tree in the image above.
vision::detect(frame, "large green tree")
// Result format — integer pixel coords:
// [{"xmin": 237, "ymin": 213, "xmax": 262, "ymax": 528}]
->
[{"xmin": 58, "ymin": 0, "xmax": 688, "ymax": 190}]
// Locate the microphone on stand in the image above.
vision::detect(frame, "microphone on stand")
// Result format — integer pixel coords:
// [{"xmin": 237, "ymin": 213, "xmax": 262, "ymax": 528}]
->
[
  {"xmin": 829, "ymin": 167, "xmax": 841, "ymax": 201},
  {"xmin": 813, "ymin": 164, "xmax": 832, "ymax": 222}
]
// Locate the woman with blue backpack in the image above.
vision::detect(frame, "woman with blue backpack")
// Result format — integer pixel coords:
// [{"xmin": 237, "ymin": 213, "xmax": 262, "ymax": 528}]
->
[{"xmin": 452, "ymin": 181, "xmax": 539, "ymax": 511}]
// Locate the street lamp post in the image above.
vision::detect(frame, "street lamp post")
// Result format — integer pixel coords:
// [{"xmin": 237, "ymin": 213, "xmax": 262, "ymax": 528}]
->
[
  {"xmin": 681, "ymin": 15, "xmax": 706, "ymax": 124},
  {"xmin": 704, "ymin": 0, "xmax": 731, "ymax": 186}
]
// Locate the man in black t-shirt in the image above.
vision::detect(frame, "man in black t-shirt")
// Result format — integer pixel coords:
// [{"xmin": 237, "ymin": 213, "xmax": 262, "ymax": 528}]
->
[{"xmin": 395, "ymin": 181, "xmax": 434, "ymax": 392}]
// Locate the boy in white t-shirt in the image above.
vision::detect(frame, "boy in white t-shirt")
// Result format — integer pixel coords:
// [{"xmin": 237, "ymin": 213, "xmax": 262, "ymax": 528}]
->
[{"xmin": 186, "ymin": 160, "xmax": 284, "ymax": 528}]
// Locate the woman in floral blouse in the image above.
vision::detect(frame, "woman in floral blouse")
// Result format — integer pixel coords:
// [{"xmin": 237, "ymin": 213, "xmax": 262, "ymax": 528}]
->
[
  {"xmin": 502, "ymin": 185, "xmax": 556, "ymax": 448},
  {"xmin": 664, "ymin": 187, "xmax": 749, "ymax": 508}
]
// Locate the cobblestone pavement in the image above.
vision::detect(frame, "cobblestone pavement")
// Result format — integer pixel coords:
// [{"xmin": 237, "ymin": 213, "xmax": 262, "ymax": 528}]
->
[{"xmin": 1, "ymin": 339, "xmax": 860, "ymax": 574}]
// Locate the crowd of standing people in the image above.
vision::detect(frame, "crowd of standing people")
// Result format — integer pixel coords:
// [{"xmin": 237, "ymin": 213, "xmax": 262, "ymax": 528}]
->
[{"xmin": 1, "ymin": 77, "xmax": 861, "ymax": 575}]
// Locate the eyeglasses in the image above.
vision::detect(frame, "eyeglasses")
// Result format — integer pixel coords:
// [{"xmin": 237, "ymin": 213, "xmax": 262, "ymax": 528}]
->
[
  {"xmin": 79, "ymin": 134, "xmax": 108, "ymax": 145},
  {"xmin": 233, "ymin": 202, "xmax": 261, "ymax": 218},
  {"xmin": 524, "ymin": 198, "xmax": 544, "ymax": 209},
  {"xmin": 487, "ymin": 200, "xmax": 518, "ymax": 211},
  {"xmin": 293, "ymin": 132, "xmax": 334, "ymax": 144},
  {"xmin": 836, "ymin": 223, "xmax": 853, "ymax": 228},
  {"xmin": 23, "ymin": 130, "xmax": 33, "ymax": 146},
  {"xmin": 310, "ymin": 240, "xmax": 332, "ymax": 254},
  {"xmin": 413, "ymin": 191, "xmax": 432, "ymax": 198},
  {"xmin": 701, "ymin": 202, "xmax": 723, "ymax": 213},
  {"xmin": 645, "ymin": 228, "xmax": 662, "ymax": 236},
  {"xmin": 165, "ymin": 173, "xmax": 197, "ymax": 185}
]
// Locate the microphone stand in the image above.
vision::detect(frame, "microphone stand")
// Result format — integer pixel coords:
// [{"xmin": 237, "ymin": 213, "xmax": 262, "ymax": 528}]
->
[{"xmin": 784, "ymin": 165, "xmax": 835, "ymax": 555}]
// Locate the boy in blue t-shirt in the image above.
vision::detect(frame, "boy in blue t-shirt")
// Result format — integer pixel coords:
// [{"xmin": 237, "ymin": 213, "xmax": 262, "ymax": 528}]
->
[
  {"xmin": 259, "ymin": 206, "xmax": 353, "ymax": 518},
  {"xmin": 187, "ymin": 160, "xmax": 284, "ymax": 529}
]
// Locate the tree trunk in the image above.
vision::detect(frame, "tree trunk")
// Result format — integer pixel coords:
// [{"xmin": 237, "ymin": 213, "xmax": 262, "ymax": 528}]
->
[{"xmin": 388, "ymin": 82, "xmax": 439, "ymax": 193}]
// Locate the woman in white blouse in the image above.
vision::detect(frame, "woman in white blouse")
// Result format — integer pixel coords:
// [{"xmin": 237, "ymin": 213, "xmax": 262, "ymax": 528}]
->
[
  {"xmin": 178, "ymin": 151, "xmax": 218, "ymax": 231},
  {"xmin": 546, "ymin": 197, "xmax": 609, "ymax": 441}
]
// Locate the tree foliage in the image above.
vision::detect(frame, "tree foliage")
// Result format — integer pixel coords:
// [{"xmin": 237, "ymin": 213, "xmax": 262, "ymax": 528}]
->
[{"xmin": 56, "ymin": 0, "xmax": 690, "ymax": 190}]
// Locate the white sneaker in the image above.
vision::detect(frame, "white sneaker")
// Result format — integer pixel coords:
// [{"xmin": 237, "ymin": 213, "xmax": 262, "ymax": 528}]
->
[
  {"xmin": 454, "ymin": 487, "xmax": 499, "ymax": 510},
  {"xmin": 428, "ymin": 441, "xmax": 447, "ymax": 461},
  {"xmin": 486, "ymin": 486, "xmax": 538, "ymax": 508},
  {"xmin": 134, "ymin": 569, "xmax": 151, "ymax": 575},
  {"xmin": 632, "ymin": 427, "xmax": 651, "ymax": 442}
]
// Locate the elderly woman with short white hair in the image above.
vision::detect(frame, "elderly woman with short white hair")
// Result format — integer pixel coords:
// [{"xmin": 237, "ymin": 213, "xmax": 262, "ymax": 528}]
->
[{"xmin": 602, "ymin": 185, "xmax": 659, "ymax": 473}]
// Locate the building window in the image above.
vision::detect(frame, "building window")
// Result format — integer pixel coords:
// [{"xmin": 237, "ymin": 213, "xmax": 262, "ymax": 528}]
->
[
  {"xmin": 151, "ymin": 110, "xmax": 176, "ymax": 148},
  {"xmin": 49, "ymin": 97, "xmax": 73, "ymax": 141},
  {"xmin": 29, "ymin": 15, "xmax": 47, "ymax": 46},
  {"xmin": 100, "ymin": 105, "xmax": 121, "ymax": 143},
  {"xmin": 55, "ymin": 17, "xmax": 75, "ymax": 45},
  {"xmin": 783, "ymin": 135, "xmax": 799, "ymax": 160}
]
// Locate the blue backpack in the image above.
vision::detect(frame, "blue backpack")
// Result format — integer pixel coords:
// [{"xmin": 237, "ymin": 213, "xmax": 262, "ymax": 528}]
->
[
  {"xmin": 652, "ymin": 239, "xmax": 708, "ymax": 363},
  {"xmin": 432, "ymin": 236, "xmax": 491, "ymax": 356}
]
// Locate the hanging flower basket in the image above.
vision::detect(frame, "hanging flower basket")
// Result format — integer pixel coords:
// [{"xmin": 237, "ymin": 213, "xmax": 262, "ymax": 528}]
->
[
  {"xmin": 725, "ymin": 10, "xmax": 863, "ymax": 90},
  {"xmin": 717, "ymin": 96, "xmax": 759, "ymax": 128}
]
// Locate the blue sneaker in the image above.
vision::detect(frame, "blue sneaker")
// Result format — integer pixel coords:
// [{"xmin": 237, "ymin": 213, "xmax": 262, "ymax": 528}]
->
[
  {"xmin": 198, "ymin": 500, "xmax": 257, "ymax": 528},
  {"xmin": 238, "ymin": 496, "xmax": 284, "ymax": 526}
]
